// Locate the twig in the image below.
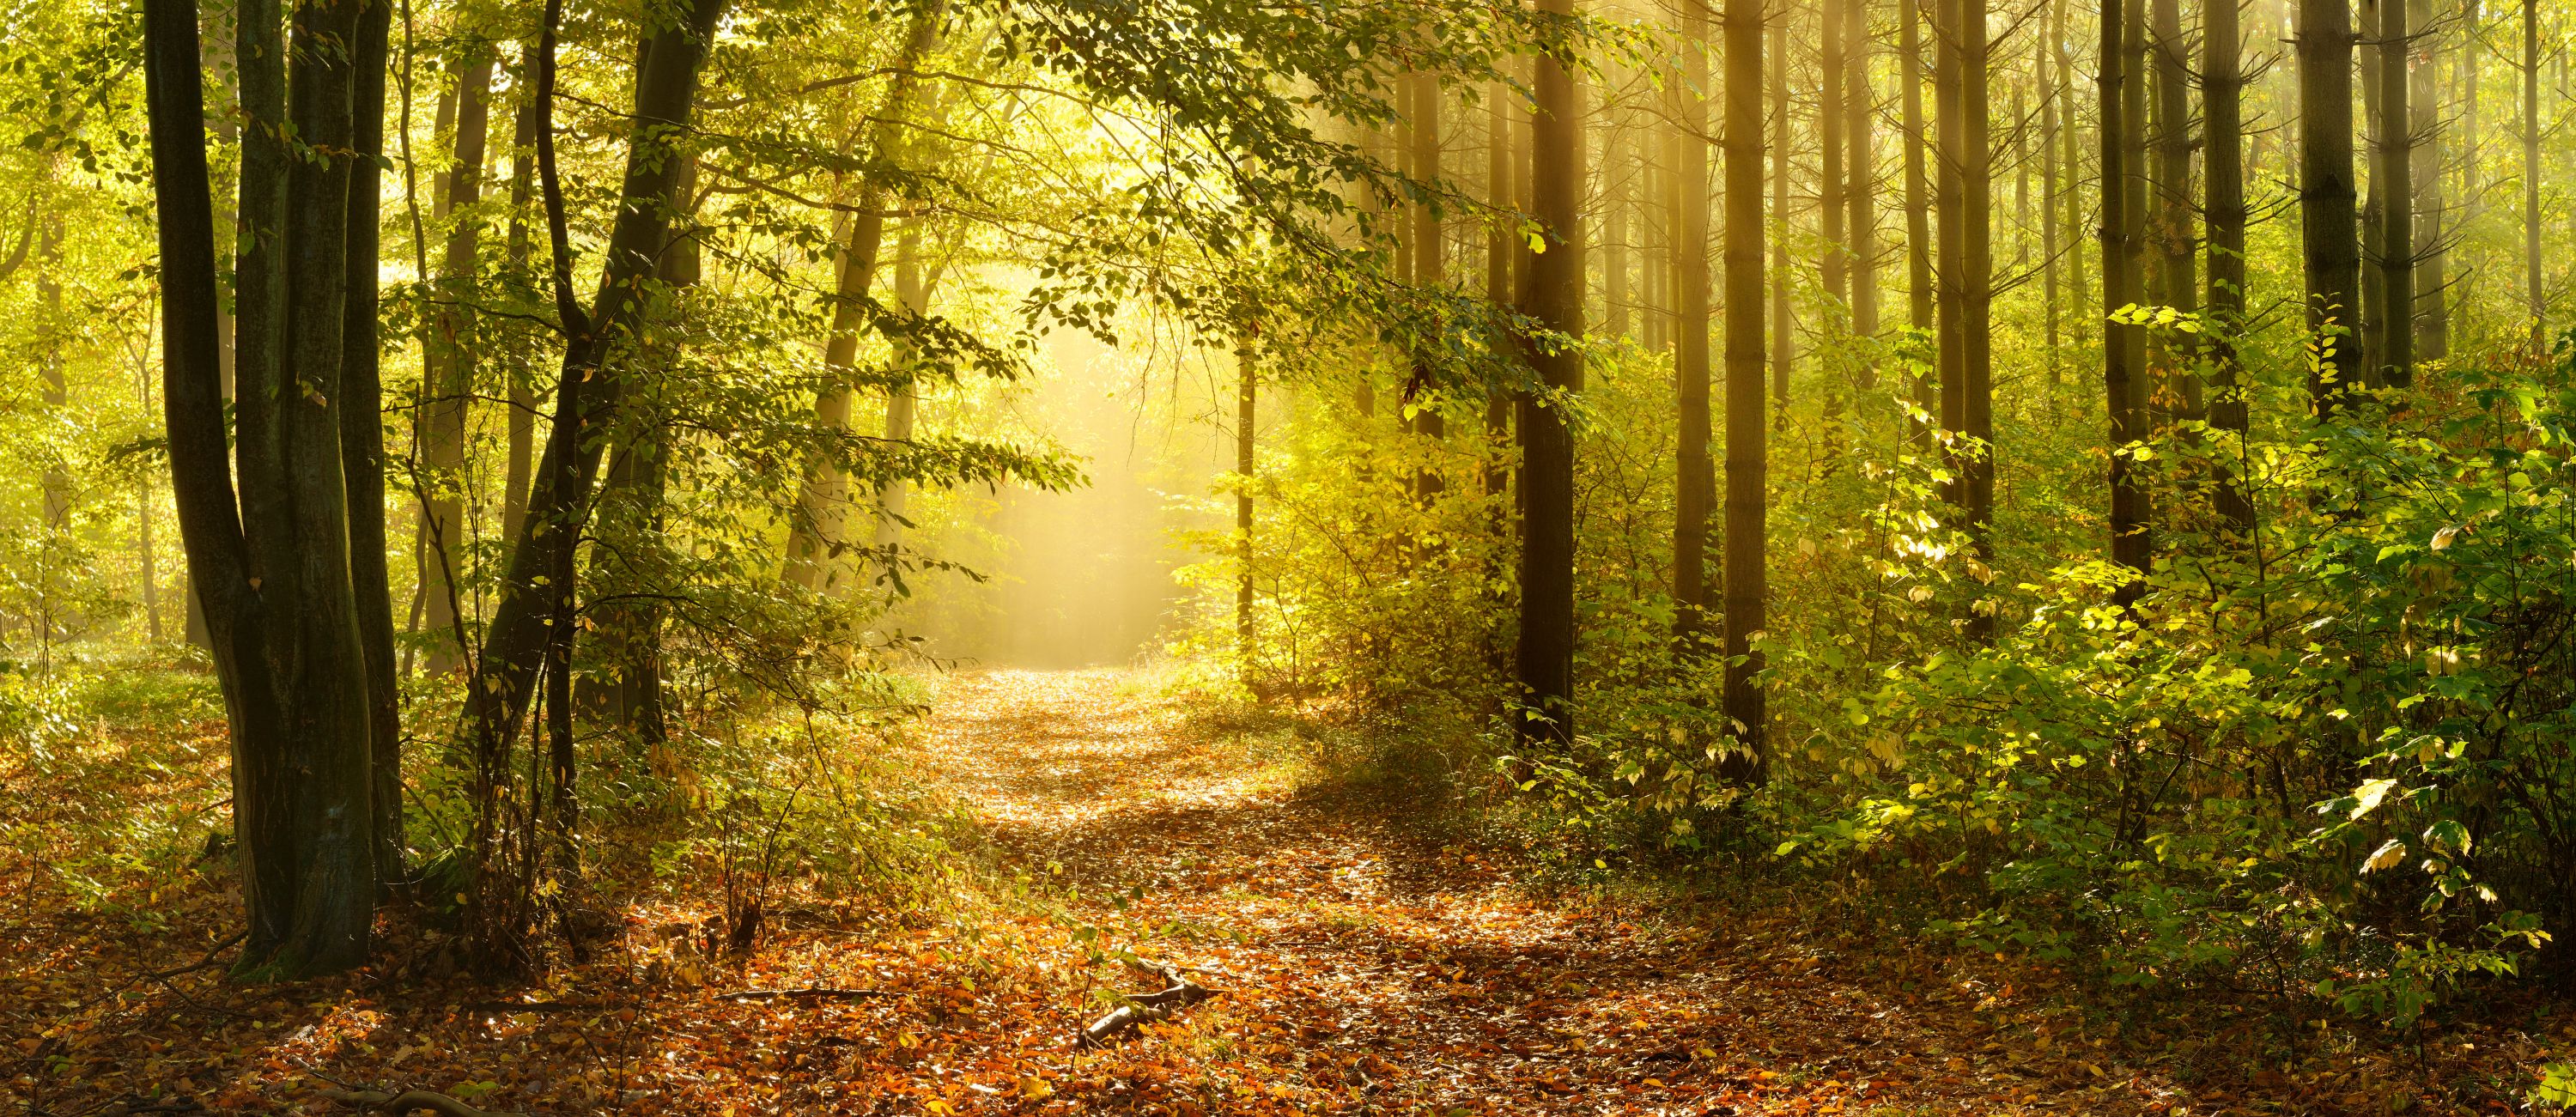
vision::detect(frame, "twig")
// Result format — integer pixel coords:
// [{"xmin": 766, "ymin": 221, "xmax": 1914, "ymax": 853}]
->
[
  {"xmin": 80, "ymin": 931, "xmax": 246, "ymax": 1011},
  {"xmin": 715, "ymin": 986, "xmax": 891, "ymax": 1001}
]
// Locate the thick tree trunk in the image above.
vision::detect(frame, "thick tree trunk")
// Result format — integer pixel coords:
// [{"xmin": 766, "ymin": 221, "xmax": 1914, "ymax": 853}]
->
[
  {"xmin": 1722, "ymin": 0, "xmax": 1768, "ymax": 780},
  {"xmin": 2528, "ymin": 0, "xmax": 2543, "ymax": 343},
  {"xmin": 2374, "ymin": 0, "xmax": 2415, "ymax": 386},
  {"xmin": 1516, "ymin": 0, "xmax": 1585, "ymax": 747},
  {"xmin": 1674, "ymin": 0, "xmax": 1716, "ymax": 640},
  {"xmin": 501, "ymin": 54, "xmax": 541, "ymax": 543},
  {"xmin": 2105, "ymin": 0, "xmax": 2154, "ymax": 600},
  {"xmin": 418, "ymin": 52, "xmax": 494, "ymax": 675},
  {"xmin": 1604, "ymin": 123, "xmax": 1630, "ymax": 337},
  {"xmin": 2301, "ymin": 0, "xmax": 2364, "ymax": 407},
  {"xmin": 2206, "ymin": 0, "xmax": 2257, "ymax": 534}
]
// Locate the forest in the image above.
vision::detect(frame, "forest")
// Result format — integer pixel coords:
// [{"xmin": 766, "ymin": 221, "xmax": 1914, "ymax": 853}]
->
[{"xmin": 9, "ymin": 0, "xmax": 2576, "ymax": 1108}]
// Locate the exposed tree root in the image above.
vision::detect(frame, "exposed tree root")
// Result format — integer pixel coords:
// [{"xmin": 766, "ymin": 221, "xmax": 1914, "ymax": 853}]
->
[{"xmin": 318, "ymin": 1087, "xmax": 530, "ymax": 1117}]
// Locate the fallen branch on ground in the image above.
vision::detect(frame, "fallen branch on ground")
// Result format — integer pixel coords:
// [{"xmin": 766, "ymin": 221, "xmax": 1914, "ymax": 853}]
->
[
  {"xmin": 717, "ymin": 986, "xmax": 890, "ymax": 1001},
  {"xmin": 1080, "ymin": 960, "xmax": 1218, "ymax": 1047},
  {"xmin": 318, "ymin": 1088, "xmax": 528, "ymax": 1117}
]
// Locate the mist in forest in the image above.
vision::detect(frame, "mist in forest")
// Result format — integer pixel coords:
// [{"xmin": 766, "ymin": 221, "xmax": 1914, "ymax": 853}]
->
[{"xmin": 898, "ymin": 326, "xmax": 1230, "ymax": 669}]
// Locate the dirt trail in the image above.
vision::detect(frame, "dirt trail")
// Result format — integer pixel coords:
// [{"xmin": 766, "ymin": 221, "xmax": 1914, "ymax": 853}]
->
[{"xmin": 909, "ymin": 669, "xmax": 2188, "ymax": 1115}]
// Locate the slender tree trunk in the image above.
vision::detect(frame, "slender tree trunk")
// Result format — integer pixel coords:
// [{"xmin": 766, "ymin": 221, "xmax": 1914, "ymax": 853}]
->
[
  {"xmin": 2042, "ymin": 29, "xmax": 2063, "ymax": 356},
  {"xmin": 1236, "ymin": 319, "xmax": 1256, "ymax": 659},
  {"xmin": 2376, "ymin": 0, "xmax": 2415, "ymax": 386},
  {"xmin": 2302, "ymin": 0, "xmax": 2364, "ymax": 407},
  {"xmin": 2105, "ymin": 0, "xmax": 2154, "ymax": 599},
  {"xmin": 878, "ymin": 224, "xmax": 939, "ymax": 562},
  {"xmin": 1962, "ymin": 0, "xmax": 1994, "ymax": 634},
  {"xmin": 1848, "ymin": 0, "xmax": 1880, "ymax": 346},
  {"xmin": 2154, "ymin": 0, "xmax": 2199, "ymax": 426},
  {"xmin": 1824, "ymin": 0, "xmax": 1850, "ymax": 317},
  {"xmin": 2413, "ymin": 0, "xmax": 2445, "ymax": 361},
  {"xmin": 1722, "ymin": 0, "xmax": 1769, "ymax": 780},
  {"xmin": 501, "ymin": 58, "xmax": 539, "ymax": 543},
  {"xmin": 1485, "ymin": 76, "xmax": 1516, "ymax": 506},
  {"xmin": 1771, "ymin": 15, "xmax": 1795, "ymax": 422},
  {"xmin": 1516, "ymin": 0, "xmax": 1586, "ymax": 747},
  {"xmin": 1605, "ymin": 122, "xmax": 1631, "ymax": 337},
  {"xmin": 1411, "ymin": 68, "xmax": 1447, "ymax": 498},
  {"xmin": 418, "ymin": 52, "xmax": 494, "ymax": 676},
  {"xmin": 461, "ymin": 0, "xmax": 730, "ymax": 853},
  {"xmin": 782, "ymin": 6, "xmax": 945, "ymax": 590},
  {"xmin": 2207, "ymin": 0, "xmax": 2257, "ymax": 533},
  {"xmin": 2059, "ymin": 0, "xmax": 2087, "ymax": 345},
  {"xmin": 2525, "ymin": 0, "xmax": 2543, "ymax": 343},
  {"xmin": 343, "ymin": 0, "xmax": 399, "ymax": 895},
  {"xmin": 1936, "ymin": 0, "xmax": 1966, "ymax": 507},
  {"xmin": 1675, "ymin": 0, "xmax": 1716, "ymax": 640},
  {"xmin": 1904, "ymin": 0, "xmax": 1937, "ymax": 435}
]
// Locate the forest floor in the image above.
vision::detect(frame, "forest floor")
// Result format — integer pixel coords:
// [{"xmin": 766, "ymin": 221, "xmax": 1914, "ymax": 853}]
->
[{"xmin": 4, "ymin": 667, "xmax": 2568, "ymax": 1115}]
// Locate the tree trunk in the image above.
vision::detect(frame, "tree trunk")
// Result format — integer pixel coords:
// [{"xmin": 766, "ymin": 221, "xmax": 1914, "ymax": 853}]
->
[
  {"xmin": 2042, "ymin": 28, "xmax": 2063, "ymax": 356},
  {"xmin": 501, "ymin": 49, "xmax": 541, "ymax": 543},
  {"xmin": 1903, "ymin": 0, "xmax": 1936, "ymax": 435},
  {"xmin": 878, "ymin": 224, "xmax": 939, "ymax": 563},
  {"xmin": 1235, "ymin": 318, "xmax": 1256, "ymax": 659},
  {"xmin": 782, "ymin": 5, "xmax": 945, "ymax": 590},
  {"xmin": 2153, "ymin": 0, "xmax": 2198, "ymax": 425},
  {"xmin": 418, "ymin": 52, "xmax": 495, "ymax": 676},
  {"xmin": 1722, "ymin": 0, "xmax": 1769, "ymax": 780},
  {"xmin": 1823, "ymin": 0, "xmax": 1849, "ymax": 317},
  {"xmin": 2527, "ymin": 0, "xmax": 2543, "ymax": 343},
  {"xmin": 461, "ymin": 0, "xmax": 730, "ymax": 863},
  {"xmin": 342, "ymin": 0, "xmax": 400, "ymax": 895},
  {"xmin": 1936, "ymin": 0, "xmax": 1965, "ymax": 507},
  {"xmin": 2301, "ymin": 0, "xmax": 2363, "ymax": 407},
  {"xmin": 2412, "ymin": 0, "xmax": 2445, "ymax": 361},
  {"xmin": 1770, "ymin": 15, "xmax": 1795, "ymax": 422},
  {"xmin": 149, "ymin": 0, "xmax": 384, "ymax": 977},
  {"xmin": 2375, "ymin": 0, "xmax": 2415, "ymax": 386},
  {"xmin": 1675, "ymin": 0, "xmax": 1716, "ymax": 640},
  {"xmin": 2105, "ymin": 0, "xmax": 2154, "ymax": 600},
  {"xmin": 1485, "ymin": 76, "xmax": 1516, "ymax": 507},
  {"xmin": 1961, "ymin": 0, "xmax": 1995, "ymax": 638},
  {"xmin": 1604, "ymin": 122, "xmax": 1630, "ymax": 337},
  {"xmin": 1412, "ymin": 69, "xmax": 1447, "ymax": 499},
  {"xmin": 2059, "ymin": 0, "xmax": 2087, "ymax": 345},
  {"xmin": 1848, "ymin": 0, "xmax": 1880, "ymax": 346},
  {"xmin": 2206, "ymin": 0, "xmax": 2257, "ymax": 534},
  {"xmin": 1516, "ymin": 0, "xmax": 1585, "ymax": 747}
]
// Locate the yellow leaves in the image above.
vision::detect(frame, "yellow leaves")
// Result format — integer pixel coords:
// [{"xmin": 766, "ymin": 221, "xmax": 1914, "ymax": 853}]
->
[
  {"xmin": 1017, "ymin": 1076, "xmax": 1054, "ymax": 1099},
  {"xmin": 2363, "ymin": 839, "xmax": 2408, "ymax": 873},
  {"xmin": 2349, "ymin": 777, "xmax": 2399, "ymax": 820}
]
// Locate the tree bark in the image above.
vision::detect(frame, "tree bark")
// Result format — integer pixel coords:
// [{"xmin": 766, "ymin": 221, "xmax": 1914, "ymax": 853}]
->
[
  {"xmin": 1823, "ymin": 0, "xmax": 1849, "ymax": 317},
  {"xmin": 418, "ymin": 52, "xmax": 494, "ymax": 676},
  {"xmin": 2206, "ymin": 0, "xmax": 2257, "ymax": 534},
  {"xmin": 2375, "ymin": 0, "xmax": 2415, "ymax": 386},
  {"xmin": 1903, "ymin": 0, "xmax": 1936, "ymax": 436},
  {"xmin": 2042, "ymin": 28, "xmax": 2063, "ymax": 355},
  {"xmin": 1960, "ymin": 0, "xmax": 1995, "ymax": 637},
  {"xmin": 461, "ymin": 0, "xmax": 730, "ymax": 850},
  {"xmin": 1848, "ymin": 0, "xmax": 1880, "ymax": 345},
  {"xmin": 1411, "ymin": 68, "xmax": 1447, "ymax": 500},
  {"xmin": 342, "ymin": 0, "xmax": 401, "ymax": 894},
  {"xmin": 1235, "ymin": 318, "xmax": 1256, "ymax": 660},
  {"xmin": 781, "ymin": 4, "xmax": 945, "ymax": 591},
  {"xmin": 2105, "ymin": 0, "xmax": 2154, "ymax": 600},
  {"xmin": 1770, "ymin": 15, "xmax": 1794, "ymax": 423},
  {"xmin": 1674, "ymin": 0, "xmax": 1716, "ymax": 640},
  {"xmin": 2527, "ymin": 0, "xmax": 2543, "ymax": 344},
  {"xmin": 2058, "ymin": 0, "xmax": 2087, "ymax": 346},
  {"xmin": 1722, "ymin": 0, "xmax": 1769, "ymax": 780},
  {"xmin": 1936, "ymin": 0, "xmax": 1966, "ymax": 507},
  {"xmin": 2302, "ymin": 0, "xmax": 2364, "ymax": 408},
  {"xmin": 1516, "ymin": 0, "xmax": 1585, "ymax": 747},
  {"xmin": 2412, "ymin": 0, "xmax": 2445, "ymax": 361}
]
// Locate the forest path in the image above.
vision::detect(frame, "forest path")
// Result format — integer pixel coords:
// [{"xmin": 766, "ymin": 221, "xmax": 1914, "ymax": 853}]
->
[{"xmin": 906, "ymin": 669, "xmax": 2172, "ymax": 1115}]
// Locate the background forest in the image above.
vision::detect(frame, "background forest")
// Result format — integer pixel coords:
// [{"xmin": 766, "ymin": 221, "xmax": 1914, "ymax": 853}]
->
[{"xmin": 10, "ymin": 0, "xmax": 2576, "ymax": 1108}]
